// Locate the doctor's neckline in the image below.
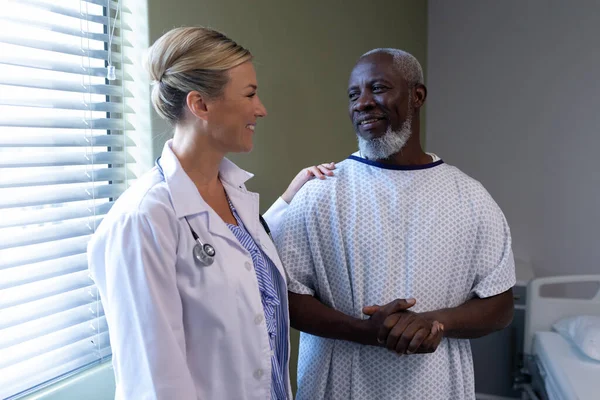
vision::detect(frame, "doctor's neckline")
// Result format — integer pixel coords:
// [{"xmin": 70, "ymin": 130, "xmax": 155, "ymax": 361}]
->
[{"xmin": 347, "ymin": 155, "xmax": 445, "ymax": 171}]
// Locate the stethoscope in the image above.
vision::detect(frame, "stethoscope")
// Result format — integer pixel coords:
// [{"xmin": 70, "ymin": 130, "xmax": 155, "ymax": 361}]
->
[
  {"xmin": 184, "ymin": 217, "xmax": 216, "ymax": 267},
  {"xmin": 155, "ymin": 158, "xmax": 272, "ymax": 267}
]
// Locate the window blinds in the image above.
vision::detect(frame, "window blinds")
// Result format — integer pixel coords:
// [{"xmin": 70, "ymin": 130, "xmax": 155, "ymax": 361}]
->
[{"xmin": 0, "ymin": 1, "xmax": 135, "ymax": 397}]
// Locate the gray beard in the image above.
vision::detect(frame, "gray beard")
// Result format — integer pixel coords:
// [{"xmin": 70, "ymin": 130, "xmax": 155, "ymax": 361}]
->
[{"xmin": 357, "ymin": 114, "xmax": 413, "ymax": 160}]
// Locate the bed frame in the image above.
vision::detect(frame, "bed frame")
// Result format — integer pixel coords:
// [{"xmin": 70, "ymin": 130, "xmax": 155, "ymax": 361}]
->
[
  {"xmin": 524, "ymin": 274, "xmax": 600, "ymax": 354},
  {"xmin": 517, "ymin": 275, "xmax": 600, "ymax": 399}
]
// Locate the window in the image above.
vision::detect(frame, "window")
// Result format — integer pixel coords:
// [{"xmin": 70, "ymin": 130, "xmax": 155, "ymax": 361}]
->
[{"xmin": 0, "ymin": 1, "xmax": 134, "ymax": 398}]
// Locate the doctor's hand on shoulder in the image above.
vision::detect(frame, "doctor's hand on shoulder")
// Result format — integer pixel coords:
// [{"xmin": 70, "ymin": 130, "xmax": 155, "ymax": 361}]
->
[{"xmin": 281, "ymin": 162, "xmax": 336, "ymax": 204}]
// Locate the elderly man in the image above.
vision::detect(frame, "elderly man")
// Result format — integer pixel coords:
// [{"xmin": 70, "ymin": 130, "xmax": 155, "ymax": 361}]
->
[{"xmin": 270, "ymin": 49, "xmax": 516, "ymax": 399}]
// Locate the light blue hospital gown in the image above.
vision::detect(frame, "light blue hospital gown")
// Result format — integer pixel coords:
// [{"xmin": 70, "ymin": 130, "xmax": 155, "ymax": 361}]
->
[{"xmin": 273, "ymin": 153, "xmax": 516, "ymax": 400}]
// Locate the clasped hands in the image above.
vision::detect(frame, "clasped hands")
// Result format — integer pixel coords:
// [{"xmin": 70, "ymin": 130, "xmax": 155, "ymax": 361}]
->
[{"xmin": 362, "ymin": 298, "xmax": 444, "ymax": 355}]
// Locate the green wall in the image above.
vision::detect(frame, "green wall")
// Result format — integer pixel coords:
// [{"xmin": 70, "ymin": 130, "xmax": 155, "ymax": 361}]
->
[
  {"xmin": 148, "ymin": 0, "xmax": 428, "ymax": 208},
  {"xmin": 148, "ymin": 0, "xmax": 427, "ymax": 393}
]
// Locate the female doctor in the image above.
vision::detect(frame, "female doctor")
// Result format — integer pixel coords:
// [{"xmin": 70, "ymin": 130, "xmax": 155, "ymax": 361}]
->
[{"xmin": 87, "ymin": 27, "xmax": 334, "ymax": 400}]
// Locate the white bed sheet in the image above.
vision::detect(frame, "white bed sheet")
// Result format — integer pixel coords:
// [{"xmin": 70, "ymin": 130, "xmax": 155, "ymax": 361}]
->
[{"xmin": 533, "ymin": 331, "xmax": 600, "ymax": 400}]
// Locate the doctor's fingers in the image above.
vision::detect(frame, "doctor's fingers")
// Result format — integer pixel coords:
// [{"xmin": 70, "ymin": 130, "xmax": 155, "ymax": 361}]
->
[
  {"xmin": 306, "ymin": 163, "xmax": 335, "ymax": 180},
  {"xmin": 317, "ymin": 162, "xmax": 336, "ymax": 174},
  {"xmin": 306, "ymin": 166, "xmax": 325, "ymax": 180}
]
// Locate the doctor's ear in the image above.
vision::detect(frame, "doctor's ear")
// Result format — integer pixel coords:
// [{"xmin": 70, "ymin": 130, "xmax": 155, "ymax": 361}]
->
[{"xmin": 186, "ymin": 91, "xmax": 209, "ymax": 121}]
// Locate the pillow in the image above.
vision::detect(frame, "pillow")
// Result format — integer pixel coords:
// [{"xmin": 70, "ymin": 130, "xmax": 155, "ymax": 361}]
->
[{"xmin": 553, "ymin": 316, "xmax": 600, "ymax": 361}]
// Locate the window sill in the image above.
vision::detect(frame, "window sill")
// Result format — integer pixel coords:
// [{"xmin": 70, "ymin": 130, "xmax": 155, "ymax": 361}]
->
[{"xmin": 20, "ymin": 361, "xmax": 115, "ymax": 400}]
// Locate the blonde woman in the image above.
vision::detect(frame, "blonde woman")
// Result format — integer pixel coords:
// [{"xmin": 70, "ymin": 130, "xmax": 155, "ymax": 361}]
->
[{"xmin": 88, "ymin": 27, "xmax": 333, "ymax": 400}]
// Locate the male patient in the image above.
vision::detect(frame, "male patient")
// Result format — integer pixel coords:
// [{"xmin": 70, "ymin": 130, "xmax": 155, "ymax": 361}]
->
[{"xmin": 273, "ymin": 49, "xmax": 516, "ymax": 399}]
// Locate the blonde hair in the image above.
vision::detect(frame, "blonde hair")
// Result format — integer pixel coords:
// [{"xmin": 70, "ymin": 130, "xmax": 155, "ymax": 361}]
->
[{"xmin": 146, "ymin": 26, "xmax": 253, "ymax": 124}]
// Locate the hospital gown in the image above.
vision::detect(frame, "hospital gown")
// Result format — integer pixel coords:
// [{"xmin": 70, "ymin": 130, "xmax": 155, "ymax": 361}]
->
[{"xmin": 273, "ymin": 153, "xmax": 516, "ymax": 400}]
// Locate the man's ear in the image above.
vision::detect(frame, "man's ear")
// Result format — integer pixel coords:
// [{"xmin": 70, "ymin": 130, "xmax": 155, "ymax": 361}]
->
[
  {"xmin": 413, "ymin": 84, "xmax": 427, "ymax": 109},
  {"xmin": 186, "ymin": 91, "xmax": 209, "ymax": 121}
]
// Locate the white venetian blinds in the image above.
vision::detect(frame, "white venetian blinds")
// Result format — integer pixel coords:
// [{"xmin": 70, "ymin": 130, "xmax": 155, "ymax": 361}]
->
[{"xmin": 0, "ymin": 0, "xmax": 136, "ymax": 398}]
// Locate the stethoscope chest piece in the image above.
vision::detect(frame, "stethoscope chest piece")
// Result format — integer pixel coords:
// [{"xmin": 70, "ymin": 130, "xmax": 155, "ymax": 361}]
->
[{"xmin": 193, "ymin": 241, "xmax": 215, "ymax": 266}]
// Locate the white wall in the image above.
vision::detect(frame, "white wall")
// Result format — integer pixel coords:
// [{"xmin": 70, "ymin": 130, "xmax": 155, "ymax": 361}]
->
[{"xmin": 427, "ymin": 0, "xmax": 600, "ymax": 277}]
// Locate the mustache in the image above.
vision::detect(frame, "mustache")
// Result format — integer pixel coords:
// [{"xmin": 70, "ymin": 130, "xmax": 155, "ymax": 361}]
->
[
  {"xmin": 355, "ymin": 114, "xmax": 386, "ymax": 124},
  {"xmin": 357, "ymin": 115, "xmax": 413, "ymax": 160}
]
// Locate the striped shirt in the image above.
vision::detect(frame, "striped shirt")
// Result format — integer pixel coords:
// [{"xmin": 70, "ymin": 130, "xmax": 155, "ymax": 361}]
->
[{"xmin": 226, "ymin": 199, "xmax": 288, "ymax": 400}]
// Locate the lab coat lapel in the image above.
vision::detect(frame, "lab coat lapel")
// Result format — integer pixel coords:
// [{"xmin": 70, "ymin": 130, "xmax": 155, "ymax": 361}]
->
[
  {"xmin": 224, "ymin": 183, "xmax": 260, "ymax": 243},
  {"xmin": 190, "ymin": 207, "xmax": 247, "ymax": 255},
  {"xmin": 161, "ymin": 145, "xmax": 249, "ymax": 255},
  {"xmin": 225, "ymin": 183, "xmax": 287, "ymax": 284}
]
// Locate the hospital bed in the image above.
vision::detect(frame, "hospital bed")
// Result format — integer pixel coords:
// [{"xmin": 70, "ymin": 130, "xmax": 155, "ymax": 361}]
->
[{"xmin": 517, "ymin": 275, "xmax": 600, "ymax": 400}]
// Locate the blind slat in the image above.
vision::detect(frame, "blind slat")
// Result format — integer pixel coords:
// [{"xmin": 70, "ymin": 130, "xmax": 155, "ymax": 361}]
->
[
  {"xmin": 0, "ymin": 167, "xmax": 133, "ymax": 189},
  {"xmin": 0, "ymin": 77, "xmax": 133, "ymax": 97},
  {"xmin": 0, "ymin": 216, "xmax": 102, "ymax": 251},
  {"xmin": 0, "ymin": 134, "xmax": 134, "ymax": 148},
  {"xmin": 0, "ymin": 16, "xmax": 129, "ymax": 45},
  {"xmin": 0, "ymin": 54, "xmax": 115, "ymax": 79},
  {"xmin": 83, "ymin": 0, "xmax": 131, "ymax": 13},
  {"xmin": 1, "ymin": 269, "xmax": 92, "ymax": 309},
  {"xmin": 0, "ymin": 202, "xmax": 113, "ymax": 229},
  {"xmin": 0, "ymin": 236, "xmax": 90, "ymax": 270},
  {"xmin": 0, "ymin": 316, "xmax": 108, "ymax": 369},
  {"xmin": 0, "ymin": 97, "xmax": 133, "ymax": 113},
  {"xmin": 0, "ymin": 284, "xmax": 98, "ymax": 330},
  {"xmin": 0, "ymin": 116, "xmax": 134, "ymax": 130},
  {"xmin": 0, "ymin": 253, "xmax": 89, "ymax": 291},
  {"xmin": 13, "ymin": 0, "xmax": 131, "ymax": 29},
  {"xmin": 0, "ymin": 53, "xmax": 132, "ymax": 80},
  {"xmin": 0, "ymin": 151, "xmax": 132, "ymax": 169},
  {"xmin": 0, "ymin": 35, "xmax": 118, "ymax": 62},
  {"xmin": 0, "ymin": 183, "xmax": 125, "ymax": 209},
  {"xmin": 0, "ymin": 298, "xmax": 103, "ymax": 349}
]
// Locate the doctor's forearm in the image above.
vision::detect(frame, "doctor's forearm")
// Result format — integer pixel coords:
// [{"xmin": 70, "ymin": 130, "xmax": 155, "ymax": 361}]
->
[
  {"xmin": 420, "ymin": 289, "xmax": 514, "ymax": 339},
  {"xmin": 288, "ymin": 292, "xmax": 376, "ymax": 346}
]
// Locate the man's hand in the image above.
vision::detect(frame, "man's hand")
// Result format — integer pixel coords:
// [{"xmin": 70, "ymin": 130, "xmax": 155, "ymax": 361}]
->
[
  {"xmin": 363, "ymin": 301, "xmax": 445, "ymax": 355},
  {"xmin": 359, "ymin": 298, "xmax": 416, "ymax": 346}
]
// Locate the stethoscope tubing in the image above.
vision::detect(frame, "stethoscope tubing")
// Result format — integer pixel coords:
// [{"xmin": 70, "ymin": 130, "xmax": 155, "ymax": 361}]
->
[{"xmin": 156, "ymin": 158, "xmax": 216, "ymax": 266}]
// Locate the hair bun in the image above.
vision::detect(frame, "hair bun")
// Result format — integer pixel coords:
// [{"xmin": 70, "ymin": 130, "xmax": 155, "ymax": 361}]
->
[{"xmin": 146, "ymin": 26, "xmax": 252, "ymax": 124}]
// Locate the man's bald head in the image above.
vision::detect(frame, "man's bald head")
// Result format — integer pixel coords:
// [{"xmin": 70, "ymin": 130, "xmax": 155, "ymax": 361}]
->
[{"xmin": 360, "ymin": 48, "xmax": 424, "ymax": 88}]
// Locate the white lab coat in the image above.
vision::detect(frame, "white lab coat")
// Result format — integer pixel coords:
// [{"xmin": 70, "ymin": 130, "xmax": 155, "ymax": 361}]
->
[{"xmin": 88, "ymin": 140, "xmax": 292, "ymax": 400}]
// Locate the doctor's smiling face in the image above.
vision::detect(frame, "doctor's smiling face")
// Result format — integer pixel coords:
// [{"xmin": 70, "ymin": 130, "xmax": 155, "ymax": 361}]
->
[{"xmin": 198, "ymin": 61, "xmax": 267, "ymax": 154}]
